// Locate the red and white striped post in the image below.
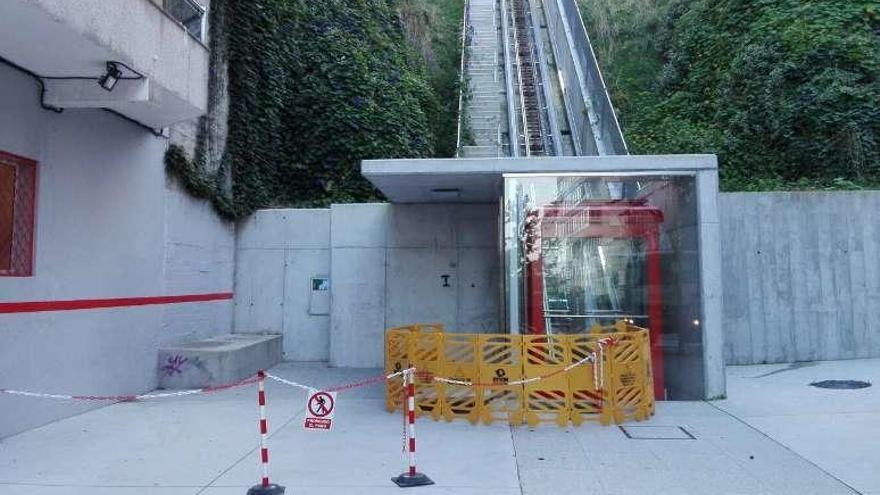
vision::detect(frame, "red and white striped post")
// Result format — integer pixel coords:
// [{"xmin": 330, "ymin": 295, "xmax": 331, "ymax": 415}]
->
[
  {"xmin": 392, "ymin": 369, "xmax": 434, "ymax": 487},
  {"xmin": 247, "ymin": 371, "xmax": 285, "ymax": 495}
]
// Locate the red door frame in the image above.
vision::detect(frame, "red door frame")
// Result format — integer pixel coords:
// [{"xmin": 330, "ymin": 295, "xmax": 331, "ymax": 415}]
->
[{"xmin": 523, "ymin": 201, "xmax": 665, "ymax": 398}]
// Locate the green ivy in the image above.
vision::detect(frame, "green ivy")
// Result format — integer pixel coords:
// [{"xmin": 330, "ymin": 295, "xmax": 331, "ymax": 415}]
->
[
  {"xmin": 164, "ymin": 142, "xmax": 236, "ymax": 220},
  {"xmin": 226, "ymin": 0, "xmax": 443, "ymax": 212},
  {"xmin": 168, "ymin": 0, "xmax": 462, "ymax": 219}
]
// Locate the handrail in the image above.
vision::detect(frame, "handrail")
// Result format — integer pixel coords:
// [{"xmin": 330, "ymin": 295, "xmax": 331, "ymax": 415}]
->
[
  {"xmin": 541, "ymin": 0, "xmax": 627, "ymax": 155},
  {"xmin": 454, "ymin": 0, "xmax": 471, "ymax": 157}
]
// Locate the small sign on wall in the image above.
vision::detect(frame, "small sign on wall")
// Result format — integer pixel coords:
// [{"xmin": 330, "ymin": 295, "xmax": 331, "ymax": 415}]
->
[
  {"xmin": 309, "ymin": 276, "xmax": 330, "ymax": 315},
  {"xmin": 311, "ymin": 277, "xmax": 330, "ymax": 291}
]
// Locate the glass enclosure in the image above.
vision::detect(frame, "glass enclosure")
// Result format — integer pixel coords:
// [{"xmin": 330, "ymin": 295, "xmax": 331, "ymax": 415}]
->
[{"xmin": 504, "ymin": 174, "xmax": 704, "ymax": 399}]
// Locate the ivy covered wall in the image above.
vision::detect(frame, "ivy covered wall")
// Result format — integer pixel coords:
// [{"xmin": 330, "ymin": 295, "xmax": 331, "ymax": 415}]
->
[{"xmin": 168, "ymin": 0, "xmax": 455, "ymax": 219}]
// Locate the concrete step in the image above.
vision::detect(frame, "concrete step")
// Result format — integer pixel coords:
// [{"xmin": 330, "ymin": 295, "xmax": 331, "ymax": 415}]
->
[{"xmin": 158, "ymin": 333, "xmax": 282, "ymax": 389}]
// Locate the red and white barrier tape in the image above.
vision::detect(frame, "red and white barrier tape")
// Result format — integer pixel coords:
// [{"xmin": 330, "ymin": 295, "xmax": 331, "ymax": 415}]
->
[
  {"xmin": 265, "ymin": 368, "xmax": 413, "ymax": 394},
  {"xmin": 0, "ymin": 375, "xmax": 260, "ymax": 402},
  {"xmin": 2, "ymin": 368, "xmax": 414, "ymax": 404},
  {"xmin": 431, "ymin": 352, "xmax": 598, "ymax": 388}
]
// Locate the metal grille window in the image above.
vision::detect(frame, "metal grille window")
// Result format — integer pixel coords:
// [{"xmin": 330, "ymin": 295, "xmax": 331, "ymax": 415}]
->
[
  {"xmin": 163, "ymin": 0, "xmax": 207, "ymax": 41},
  {"xmin": 0, "ymin": 151, "xmax": 36, "ymax": 277}
]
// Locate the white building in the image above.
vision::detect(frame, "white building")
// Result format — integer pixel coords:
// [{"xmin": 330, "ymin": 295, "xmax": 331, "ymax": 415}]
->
[{"xmin": 0, "ymin": 0, "xmax": 234, "ymax": 438}]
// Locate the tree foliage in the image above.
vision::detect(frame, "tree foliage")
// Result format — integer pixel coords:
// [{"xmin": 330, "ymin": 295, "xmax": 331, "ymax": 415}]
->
[{"xmin": 580, "ymin": 0, "xmax": 880, "ymax": 190}]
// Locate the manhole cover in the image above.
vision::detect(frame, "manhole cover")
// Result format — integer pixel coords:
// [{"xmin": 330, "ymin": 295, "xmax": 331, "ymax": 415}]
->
[
  {"xmin": 810, "ymin": 380, "xmax": 871, "ymax": 390},
  {"xmin": 619, "ymin": 425, "xmax": 695, "ymax": 440}
]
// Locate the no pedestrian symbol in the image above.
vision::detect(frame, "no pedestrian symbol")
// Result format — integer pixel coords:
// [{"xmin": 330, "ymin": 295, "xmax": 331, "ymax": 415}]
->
[{"xmin": 303, "ymin": 389, "xmax": 336, "ymax": 431}]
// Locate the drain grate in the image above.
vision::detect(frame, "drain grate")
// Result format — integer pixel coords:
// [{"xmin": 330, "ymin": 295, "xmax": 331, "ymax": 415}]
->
[
  {"xmin": 810, "ymin": 380, "xmax": 871, "ymax": 390},
  {"xmin": 619, "ymin": 425, "xmax": 695, "ymax": 440}
]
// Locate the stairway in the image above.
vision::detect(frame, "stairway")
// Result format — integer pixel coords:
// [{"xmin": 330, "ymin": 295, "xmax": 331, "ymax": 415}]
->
[{"xmin": 459, "ymin": 0, "xmax": 509, "ymax": 158}]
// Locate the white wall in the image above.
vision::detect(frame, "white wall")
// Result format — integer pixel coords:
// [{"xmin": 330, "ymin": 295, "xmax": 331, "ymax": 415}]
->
[
  {"xmin": 234, "ymin": 209, "xmax": 331, "ymax": 361},
  {"xmin": 0, "ymin": 64, "xmax": 234, "ymax": 439}
]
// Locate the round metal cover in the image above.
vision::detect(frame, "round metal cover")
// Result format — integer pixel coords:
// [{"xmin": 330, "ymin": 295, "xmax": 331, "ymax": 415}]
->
[{"xmin": 810, "ymin": 380, "xmax": 871, "ymax": 390}]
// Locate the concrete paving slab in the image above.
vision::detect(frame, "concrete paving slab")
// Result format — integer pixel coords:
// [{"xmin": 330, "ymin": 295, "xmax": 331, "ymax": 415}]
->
[
  {"xmin": 0, "ymin": 361, "xmax": 875, "ymax": 495},
  {"xmin": 0, "ymin": 488, "xmax": 194, "ymax": 495},
  {"xmin": 719, "ymin": 358, "xmax": 880, "ymax": 495}
]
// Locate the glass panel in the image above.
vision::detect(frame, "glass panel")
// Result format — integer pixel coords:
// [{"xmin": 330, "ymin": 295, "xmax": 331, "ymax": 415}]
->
[
  {"xmin": 541, "ymin": 237, "xmax": 647, "ymax": 333},
  {"xmin": 504, "ymin": 174, "xmax": 703, "ymax": 399}
]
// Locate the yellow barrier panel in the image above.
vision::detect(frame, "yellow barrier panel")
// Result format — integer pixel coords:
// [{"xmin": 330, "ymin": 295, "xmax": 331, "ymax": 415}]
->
[
  {"xmin": 384, "ymin": 328, "xmax": 411, "ymax": 412},
  {"xmin": 477, "ymin": 334, "xmax": 524, "ymax": 426},
  {"xmin": 441, "ymin": 334, "xmax": 480, "ymax": 424},
  {"xmin": 523, "ymin": 335, "xmax": 570, "ymax": 427},
  {"xmin": 384, "ymin": 322, "xmax": 654, "ymax": 427},
  {"xmin": 410, "ymin": 330, "xmax": 444, "ymax": 420},
  {"xmin": 605, "ymin": 332, "xmax": 652, "ymax": 423},
  {"xmin": 567, "ymin": 334, "xmax": 610, "ymax": 426}
]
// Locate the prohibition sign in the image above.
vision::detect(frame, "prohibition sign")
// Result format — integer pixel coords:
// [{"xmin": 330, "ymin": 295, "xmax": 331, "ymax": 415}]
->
[{"xmin": 308, "ymin": 391, "xmax": 334, "ymax": 418}]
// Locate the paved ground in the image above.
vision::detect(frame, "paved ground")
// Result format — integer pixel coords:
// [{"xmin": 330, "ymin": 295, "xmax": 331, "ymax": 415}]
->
[
  {"xmin": 0, "ymin": 359, "xmax": 876, "ymax": 494},
  {"xmin": 719, "ymin": 359, "xmax": 880, "ymax": 495}
]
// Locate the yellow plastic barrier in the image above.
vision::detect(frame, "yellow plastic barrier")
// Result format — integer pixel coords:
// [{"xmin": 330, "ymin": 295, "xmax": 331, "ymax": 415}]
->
[
  {"xmin": 410, "ymin": 330, "xmax": 443, "ymax": 420},
  {"xmin": 523, "ymin": 335, "xmax": 570, "ymax": 427},
  {"xmin": 384, "ymin": 322, "xmax": 654, "ymax": 427},
  {"xmin": 604, "ymin": 331, "xmax": 653, "ymax": 423},
  {"xmin": 567, "ymin": 334, "xmax": 609, "ymax": 426},
  {"xmin": 441, "ymin": 333, "xmax": 480, "ymax": 424},
  {"xmin": 477, "ymin": 334, "xmax": 524, "ymax": 425},
  {"xmin": 384, "ymin": 327, "xmax": 411, "ymax": 413}
]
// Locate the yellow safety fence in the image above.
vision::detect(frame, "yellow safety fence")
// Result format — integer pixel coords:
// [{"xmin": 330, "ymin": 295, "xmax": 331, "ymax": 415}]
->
[{"xmin": 385, "ymin": 322, "xmax": 655, "ymax": 427}]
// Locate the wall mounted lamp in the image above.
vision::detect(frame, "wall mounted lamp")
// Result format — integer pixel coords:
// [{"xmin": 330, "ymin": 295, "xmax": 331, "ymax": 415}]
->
[{"xmin": 98, "ymin": 62, "xmax": 123, "ymax": 92}]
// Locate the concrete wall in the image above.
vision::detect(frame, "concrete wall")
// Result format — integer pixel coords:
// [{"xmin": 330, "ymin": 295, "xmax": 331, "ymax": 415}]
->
[
  {"xmin": 721, "ymin": 192, "xmax": 880, "ymax": 365},
  {"xmin": 233, "ymin": 203, "xmax": 501, "ymax": 367},
  {"xmin": 234, "ymin": 209, "xmax": 331, "ymax": 361},
  {"xmin": 330, "ymin": 203, "xmax": 500, "ymax": 368},
  {"xmin": 0, "ymin": 64, "xmax": 233, "ymax": 439}
]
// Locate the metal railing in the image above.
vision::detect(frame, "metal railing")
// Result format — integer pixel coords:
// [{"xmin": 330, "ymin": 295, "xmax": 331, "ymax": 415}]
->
[
  {"xmin": 454, "ymin": 0, "xmax": 471, "ymax": 156},
  {"xmin": 541, "ymin": 0, "xmax": 627, "ymax": 156}
]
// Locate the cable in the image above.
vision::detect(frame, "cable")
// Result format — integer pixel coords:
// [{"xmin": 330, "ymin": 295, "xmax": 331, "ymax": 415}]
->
[
  {"xmin": 0, "ymin": 55, "xmax": 63, "ymax": 113},
  {"xmin": 40, "ymin": 60, "xmax": 144, "ymax": 82}
]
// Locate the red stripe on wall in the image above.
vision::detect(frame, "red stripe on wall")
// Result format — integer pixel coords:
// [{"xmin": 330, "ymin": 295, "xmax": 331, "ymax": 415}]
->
[{"xmin": 0, "ymin": 292, "xmax": 233, "ymax": 314}]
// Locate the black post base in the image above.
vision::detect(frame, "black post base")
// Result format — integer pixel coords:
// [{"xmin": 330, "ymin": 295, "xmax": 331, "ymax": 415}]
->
[
  {"xmin": 392, "ymin": 472, "xmax": 435, "ymax": 488},
  {"xmin": 247, "ymin": 483, "xmax": 286, "ymax": 495}
]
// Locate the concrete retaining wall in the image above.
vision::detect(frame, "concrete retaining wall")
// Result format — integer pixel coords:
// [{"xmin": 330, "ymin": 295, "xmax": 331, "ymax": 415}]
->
[
  {"xmin": 233, "ymin": 203, "xmax": 501, "ymax": 367},
  {"xmin": 0, "ymin": 64, "xmax": 234, "ymax": 439},
  {"xmin": 330, "ymin": 203, "xmax": 500, "ymax": 368},
  {"xmin": 721, "ymin": 192, "xmax": 880, "ymax": 365},
  {"xmin": 234, "ymin": 209, "xmax": 331, "ymax": 361}
]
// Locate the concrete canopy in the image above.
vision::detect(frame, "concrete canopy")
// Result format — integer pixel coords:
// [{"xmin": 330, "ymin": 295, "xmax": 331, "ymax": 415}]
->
[
  {"xmin": 0, "ymin": 0, "xmax": 208, "ymax": 128},
  {"xmin": 362, "ymin": 155, "xmax": 718, "ymax": 203}
]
